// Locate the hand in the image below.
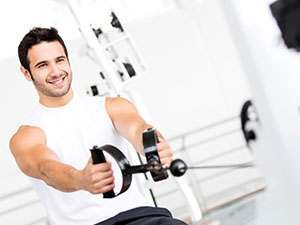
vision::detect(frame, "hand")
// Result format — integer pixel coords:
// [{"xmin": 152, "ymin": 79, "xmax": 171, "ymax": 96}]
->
[
  {"xmin": 77, "ymin": 159, "xmax": 114, "ymax": 194},
  {"xmin": 157, "ymin": 136, "xmax": 173, "ymax": 167}
]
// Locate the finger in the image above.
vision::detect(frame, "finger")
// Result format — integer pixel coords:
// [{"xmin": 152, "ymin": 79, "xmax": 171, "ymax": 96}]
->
[
  {"xmin": 158, "ymin": 136, "xmax": 164, "ymax": 143},
  {"xmin": 157, "ymin": 142, "xmax": 170, "ymax": 151},
  {"xmin": 91, "ymin": 170, "xmax": 113, "ymax": 182},
  {"xmin": 158, "ymin": 149, "xmax": 173, "ymax": 159},
  {"xmin": 161, "ymin": 157, "xmax": 172, "ymax": 167},
  {"xmin": 156, "ymin": 130, "xmax": 165, "ymax": 140},
  {"xmin": 91, "ymin": 183, "xmax": 115, "ymax": 194},
  {"xmin": 92, "ymin": 162, "xmax": 112, "ymax": 172},
  {"xmin": 94, "ymin": 176, "xmax": 115, "ymax": 189},
  {"xmin": 100, "ymin": 183, "xmax": 115, "ymax": 193},
  {"xmin": 87, "ymin": 157, "xmax": 111, "ymax": 165}
]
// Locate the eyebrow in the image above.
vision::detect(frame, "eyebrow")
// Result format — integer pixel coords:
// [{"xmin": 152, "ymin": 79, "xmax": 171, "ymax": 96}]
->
[
  {"xmin": 33, "ymin": 55, "xmax": 66, "ymax": 68},
  {"xmin": 56, "ymin": 56, "xmax": 66, "ymax": 61}
]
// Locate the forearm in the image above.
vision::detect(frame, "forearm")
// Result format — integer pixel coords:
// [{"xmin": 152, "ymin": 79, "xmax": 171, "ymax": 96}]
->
[
  {"xmin": 37, "ymin": 159, "xmax": 81, "ymax": 192},
  {"xmin": 35, "ymin": 156, "xmax": 115, "ymax": 195},
  {"xmin": 10, "ymin": 127, "xmax": 83, "ymax": 193},
  {"xmin": 105, "ymin": 96, "xmax": 163, "ymax": 153},
  {"xmin": 130, "ymin": 122, "xmax": 153, "ymax": 154}
]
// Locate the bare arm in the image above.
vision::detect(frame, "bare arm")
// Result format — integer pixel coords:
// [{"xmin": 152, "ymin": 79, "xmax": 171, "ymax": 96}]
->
[
  {"xmin": 106, "ymin": 97, "xmax": 152, "ymax": 154},
  {"xmin": 106, "ymin": 97, "xmax": 173, "ymax": 166},
  {"xmin": 10, "ymin": 126, "xmax": 114, "ymax": 193}
]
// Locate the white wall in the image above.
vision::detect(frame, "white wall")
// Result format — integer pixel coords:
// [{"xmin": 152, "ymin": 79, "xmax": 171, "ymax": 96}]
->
[
  {"xmin": 0, "ymin": 0, "xmax": 271, "ymax": 224},
  {"xmin": 220, "ymin": 0, "xmax": 300, "ymax": 224},
  {"xmin": 0, "ymin": 0, "xmax": 176, "ymax": 61},
  {"xmin": 126, "ymin": 1, "xmax": 252, "ymax": 137},
  {"xmin": 123, "ymin": 1, "xmax": 263, "ymax": 218}
]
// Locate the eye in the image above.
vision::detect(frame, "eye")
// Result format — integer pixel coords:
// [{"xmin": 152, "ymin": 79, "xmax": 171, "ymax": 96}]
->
[
  {"xmin": 38, "ymin": 63, "xmax": 47, "ymax": 68},
  {"xmin": 56, "ymin": 57, "xmax": 65, "ymax": 63}
]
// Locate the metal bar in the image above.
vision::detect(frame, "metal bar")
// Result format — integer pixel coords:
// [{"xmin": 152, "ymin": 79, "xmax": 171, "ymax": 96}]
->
[
  {"xmin": 66, "ymin": 0, "xmax": 123, "ymax": 95},
  {"xmin": 0, "ymin": 186, "xmax": 33, "ymax": 201},
  {"xmin": 0, "ymin": 199, "xmax": 40, "ymax": 217},
  {"xmin": 172, "ymin": 128, "xmax": 242, "ymax": 153},
  {"xmin": 137, "ymin": 153, "xmax": 158, "ymax": 207},
  {"xmin": 195, "ymin": 166, "xmax": 253, "ymax": 184},
  {"xmin": 154, "ymin": 159, "xmax": 254, "ymax": 199},
  {"xmin": 175, "ymin": 176, "xmax": 203, "ymax": 222},
  {"xmin": 168, "ymin": 115, "xmax": 239, "ymax": 141},
  {"xmin": 189, "ymin": 145, "xmax": 248, "ymax": 166}
]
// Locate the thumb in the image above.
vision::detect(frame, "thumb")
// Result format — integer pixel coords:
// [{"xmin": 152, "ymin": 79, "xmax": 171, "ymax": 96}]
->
[{"xmin": 86, "ymin": 157, "xmax": 93, "ymax": 166}]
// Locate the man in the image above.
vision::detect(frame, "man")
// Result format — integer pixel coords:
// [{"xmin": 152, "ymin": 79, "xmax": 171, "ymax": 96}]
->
[{"xmin": 10, "ymin": 27, "xmax": 186, "ymax": 225}]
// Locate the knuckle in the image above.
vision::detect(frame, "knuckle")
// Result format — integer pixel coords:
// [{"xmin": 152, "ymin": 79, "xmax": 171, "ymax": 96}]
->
[
  {"xmin": 91, "ymin": 175, "xmax": 97, "ymax": 182},
  {"xmin": 98, "ymin": 164, "xmax": 105, "ymax": 170},
  {"xmin": 92, "ymin": 183, "xmax": 98, "ymax": 189},
  {"xmin": 90, "ymin": 167, "xmax": 97, "ymax": 174}
]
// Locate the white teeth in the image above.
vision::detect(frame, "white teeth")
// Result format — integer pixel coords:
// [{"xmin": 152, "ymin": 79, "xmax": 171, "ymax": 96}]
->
[
  {"xmin": 49, "ymin": 75, "xmax": 66, "ymax": 84},
  {"xmin": 50, "ymin": 79, "xmax": 62, "ymax": 84}
]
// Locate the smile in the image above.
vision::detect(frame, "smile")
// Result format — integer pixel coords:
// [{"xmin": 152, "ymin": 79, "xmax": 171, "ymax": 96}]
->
[{"xmin": 48, "ymin": 75, "xmax": 67, "ymax": 86}]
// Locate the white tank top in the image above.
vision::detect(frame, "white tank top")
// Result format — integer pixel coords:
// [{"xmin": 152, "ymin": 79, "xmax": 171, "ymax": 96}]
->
[{"xmin": 23, "ymin": 94, "xmax": 149, "ymax": 225}]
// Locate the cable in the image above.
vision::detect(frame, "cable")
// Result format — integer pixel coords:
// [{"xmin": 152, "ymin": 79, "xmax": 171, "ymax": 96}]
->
[
  {"xmin": 188, "ymin": 163, "xmax": 255, "ymax": 169},
  {"xmin": 169, "ymin": 159, "xmax": 255, "ymax": 177}
]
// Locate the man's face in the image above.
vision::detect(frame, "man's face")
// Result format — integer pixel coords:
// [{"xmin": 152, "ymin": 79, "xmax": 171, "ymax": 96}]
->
[{"xmin": 26, "ymin": 41, "xmax": 72, "ymax": 97}]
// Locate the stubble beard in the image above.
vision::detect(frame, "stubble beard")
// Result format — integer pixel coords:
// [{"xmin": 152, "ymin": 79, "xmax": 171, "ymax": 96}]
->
[{"xmin": 33, "ymin": 72, "xmax": 72, "ymax": 98}]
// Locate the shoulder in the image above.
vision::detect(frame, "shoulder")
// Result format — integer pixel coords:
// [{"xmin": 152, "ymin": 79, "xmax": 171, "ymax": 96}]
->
[
  {"xmin": 10, "ymin": 125, "xmax": 46, "ymax": 151},
  {"xmin": 16, "ymin": 125, "xmax": 45, "ymax": 135},
  {"xmin": 105, "ymin": 96, "xmax": 135, "ymax": 110},
  {"xmin": 105, "ymin": 96, "xmax": 140, "ymax": 123}
]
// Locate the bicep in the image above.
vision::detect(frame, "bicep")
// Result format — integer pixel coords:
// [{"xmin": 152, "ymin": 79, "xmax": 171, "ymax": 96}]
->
[
  {"xmin": 105, "ymin": 97, "xmax": 145, "ymax": 136},
  {"xmin": 105, "ymin": 97, "xmax": 152, "ymax": 153},
  {"xmin": 10, "ymin": 126, "xmax": 59, "ymax": 178}
]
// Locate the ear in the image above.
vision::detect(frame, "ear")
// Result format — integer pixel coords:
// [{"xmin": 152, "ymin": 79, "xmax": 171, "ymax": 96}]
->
[{"xmin": 20, "ymin": 66, "xmax": 32, "ymax": 81}]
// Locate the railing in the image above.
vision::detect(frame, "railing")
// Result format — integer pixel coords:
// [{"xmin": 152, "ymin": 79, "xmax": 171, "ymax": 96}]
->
[
  {"xmin": 0, "ymin": 107, "xmax": 263, "ymax": 224},
  {"xmin": 0, "ymin": 184, "xmax": 48, "ymax": 225},
  {"xmin": 152, "ymin": 114, "xmax": 265, "ymax": 221},
  {"xmin": 168, "ymin": 115, "xmax": 239, "ymax": 142}
]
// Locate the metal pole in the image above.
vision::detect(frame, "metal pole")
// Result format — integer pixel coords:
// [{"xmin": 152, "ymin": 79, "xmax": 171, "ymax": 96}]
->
[{"xmin": 61, "ymin": 0, "xmax": 203, "ymax": 221}]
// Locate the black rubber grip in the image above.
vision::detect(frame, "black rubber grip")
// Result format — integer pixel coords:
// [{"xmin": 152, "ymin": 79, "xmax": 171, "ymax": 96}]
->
[
  {"xmin": 90, "ymin": 146, "xmax": 116, "ymax": 198},
  {"xmin": 143, "ymin": 128, "xmax": 168, "ymax": 182}
]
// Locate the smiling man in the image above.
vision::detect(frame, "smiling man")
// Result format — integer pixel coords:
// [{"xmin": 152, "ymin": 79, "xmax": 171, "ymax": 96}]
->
[
  {"xmin": 19, "ymin": 31, "xmax": 73, "ymax": 106},
  {"xmin": 10, "ymin": 27, "xmax": 185, "ymax": 225}
]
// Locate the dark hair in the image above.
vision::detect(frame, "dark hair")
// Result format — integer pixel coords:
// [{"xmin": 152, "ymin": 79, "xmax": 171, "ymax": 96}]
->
[{"xmin": 18, "ymin": 27, "xmax": 69, "ymax": 71}]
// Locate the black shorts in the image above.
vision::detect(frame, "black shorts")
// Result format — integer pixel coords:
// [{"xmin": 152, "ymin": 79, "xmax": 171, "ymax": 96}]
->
[{"xmin": 95, "ymin": 206, "xmax": 187, "ymax": 225}]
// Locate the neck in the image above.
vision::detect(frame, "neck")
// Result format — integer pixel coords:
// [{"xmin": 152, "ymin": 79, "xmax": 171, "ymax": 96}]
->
[{"xmin": 39, "ymin": 89, "xmax": 74, "ymax": 108}]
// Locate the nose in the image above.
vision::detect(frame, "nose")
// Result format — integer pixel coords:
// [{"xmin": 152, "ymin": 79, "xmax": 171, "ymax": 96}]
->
[{"xmin": 49, "ymin": 62, "xmax": 60, "ymax": 76}]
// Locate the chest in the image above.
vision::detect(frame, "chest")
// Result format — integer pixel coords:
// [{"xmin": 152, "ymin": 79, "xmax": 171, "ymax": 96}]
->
[{"xmin": 41, "ymin": 105, "xmax": 119, "ymax": 169}]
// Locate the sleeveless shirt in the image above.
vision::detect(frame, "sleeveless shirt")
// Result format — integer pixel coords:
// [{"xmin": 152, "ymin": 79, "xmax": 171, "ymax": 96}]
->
[{"xmin": 23, "ymin": 94, "xmax": 149, "ymax": 225}]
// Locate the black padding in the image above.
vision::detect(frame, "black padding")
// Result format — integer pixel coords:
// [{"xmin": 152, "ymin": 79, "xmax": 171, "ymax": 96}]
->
[{"xmin": 270, "ymin": 0, "xmax": 300, "ymax": 50}]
